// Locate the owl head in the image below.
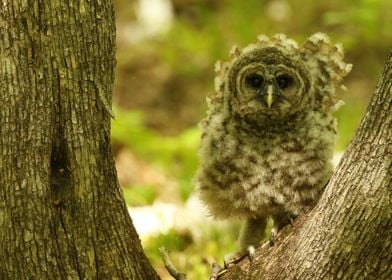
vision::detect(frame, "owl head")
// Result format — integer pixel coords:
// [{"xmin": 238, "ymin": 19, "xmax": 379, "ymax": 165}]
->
[{"xmin": 211, "ymin": 33, "xmax": 352, "ymax": 126}]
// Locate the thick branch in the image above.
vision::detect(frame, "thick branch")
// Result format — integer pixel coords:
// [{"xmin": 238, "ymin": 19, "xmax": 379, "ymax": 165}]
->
[{"xmin": 221, "ymin": 50, "xmax": 392, "ymax": 280}]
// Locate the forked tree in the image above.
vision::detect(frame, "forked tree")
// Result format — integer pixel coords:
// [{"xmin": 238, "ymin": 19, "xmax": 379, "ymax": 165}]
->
[
  {"xmin": 0, "ymin": 0, "xmax": 391, "ymax": 280},
  {"xmin": 0, "ymin": 1, "xmax": 158, "ymax": 279}
]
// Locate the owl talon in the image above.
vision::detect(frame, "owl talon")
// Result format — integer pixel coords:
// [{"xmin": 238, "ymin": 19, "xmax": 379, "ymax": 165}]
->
[
  {"xmin": 269, "ymin": 227, "xmax": 278, "ymax": 246},
  {"xmin": 247, "ymin": 245, "xmax": 256, "ymax": 260},
  {"xmin": 224, "ymin": 245, "xmax": 255, "ymax": 268},
  {"xmin": 289, "ymin": 214, "xmax": 298, "ymax": 225}
]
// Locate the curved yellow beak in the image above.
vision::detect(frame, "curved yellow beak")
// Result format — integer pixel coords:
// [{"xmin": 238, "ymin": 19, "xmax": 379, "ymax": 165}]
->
[{"xmin": 266, "ymin": 85, "xmax": 274, "ymax": 109}]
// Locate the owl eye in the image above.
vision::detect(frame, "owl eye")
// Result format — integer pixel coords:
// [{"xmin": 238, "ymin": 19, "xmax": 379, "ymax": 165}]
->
[
  {"xmin": 276, "ymin": 74, "xmax": 293, "ymax": 89},
  {"xmin": 246, "ymin": 74, "xmax": 264, "ymax": 89}
]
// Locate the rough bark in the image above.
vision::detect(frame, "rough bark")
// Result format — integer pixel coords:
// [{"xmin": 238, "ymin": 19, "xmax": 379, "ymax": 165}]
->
[
  {"xmin": 221, "ymin": 50, "xmax": 392, "ymax": 280},
  {"xmin": 0, "ymin": 1, "xmax": 159, "ymax": 279}
]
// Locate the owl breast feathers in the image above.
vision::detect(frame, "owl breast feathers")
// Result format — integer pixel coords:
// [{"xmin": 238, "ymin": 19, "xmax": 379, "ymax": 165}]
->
[{"xmin": 195, "ymin": 33, "xmax": 351, "ymax": 219}]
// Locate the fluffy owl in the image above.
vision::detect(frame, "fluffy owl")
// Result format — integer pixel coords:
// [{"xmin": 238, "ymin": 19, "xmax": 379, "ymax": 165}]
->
[{"xmin": 195, "ymin": 33, "xmax": 351, "ymax": 263}]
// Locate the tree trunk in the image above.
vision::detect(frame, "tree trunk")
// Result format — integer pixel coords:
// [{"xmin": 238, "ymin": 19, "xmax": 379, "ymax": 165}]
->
[
  {"xmin": 0, "ymin": 1, "xmax": 159, "ymax": 279},
  {"xmin": 221, "ymin": 50, "xmax": 392, "ymax": 280}
]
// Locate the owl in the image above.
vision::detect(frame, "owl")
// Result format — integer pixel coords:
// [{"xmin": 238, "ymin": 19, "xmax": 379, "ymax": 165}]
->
[{"xmin": 195, "ymin": 33, "xmax": 351, "ymax": 264}]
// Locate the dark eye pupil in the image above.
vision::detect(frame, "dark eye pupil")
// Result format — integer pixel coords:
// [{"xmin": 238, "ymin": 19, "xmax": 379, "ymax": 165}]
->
[
  {"xmin": 246, "ymin": 74, "xmax": 264, "ymax": 89},
  {"xmin": 277, "ymin": 75, "xmax": 292, "ymax": 89}
]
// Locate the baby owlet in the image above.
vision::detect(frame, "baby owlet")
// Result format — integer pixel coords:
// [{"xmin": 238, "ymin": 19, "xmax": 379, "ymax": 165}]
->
[{"xmin": 195, "ymin": 33, "xmax": 351, "ymax": 262}]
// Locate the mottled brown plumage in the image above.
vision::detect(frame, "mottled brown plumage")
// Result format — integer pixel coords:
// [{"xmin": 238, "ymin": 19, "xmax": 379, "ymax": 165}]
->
[{"xmin": 195, "ymin": 33, "xmax": 351, "ymax": 258}]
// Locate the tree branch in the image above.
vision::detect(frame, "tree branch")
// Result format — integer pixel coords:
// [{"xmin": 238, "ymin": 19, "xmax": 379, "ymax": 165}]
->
[{"xmin": 160, "ymin": 247, "xmax": 188, "ymax": 280}]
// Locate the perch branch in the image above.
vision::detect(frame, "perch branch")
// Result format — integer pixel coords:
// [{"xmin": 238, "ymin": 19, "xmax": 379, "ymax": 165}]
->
[{"xmin": 159, "ymin": 247, "xmax": 187, "ymax": 280}]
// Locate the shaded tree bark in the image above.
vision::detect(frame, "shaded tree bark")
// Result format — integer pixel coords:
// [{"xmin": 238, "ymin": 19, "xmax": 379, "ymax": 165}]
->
[
  {"xmin": 0, "ymin": 1, "xmax": 159, "ymax": 279},
  {"xmin": 221, "ymin": 50, "xmax": 392, "ymax": 280}
]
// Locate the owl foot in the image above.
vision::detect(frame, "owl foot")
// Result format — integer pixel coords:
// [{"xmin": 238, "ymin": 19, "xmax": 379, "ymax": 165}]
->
[
  {"xmin": 287, "ymin": 213, "xmax": 298, "ymax": 225},
  {"xmin": 270, "ymin": 213, "xmax": 298, "ymax": 245},
  {"xmin": 269, "ymin": 227, "xmax": 279, "ymax": 246},
  {"xmin": 223, "ymin": 245, "xmax": 255, "ymax": 268}
]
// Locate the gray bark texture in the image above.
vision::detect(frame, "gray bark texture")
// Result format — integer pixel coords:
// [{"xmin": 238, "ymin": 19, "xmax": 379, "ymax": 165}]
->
[
  {"xmin": 220, "ymin": 50, "xmax": 392, "ymax": 279},
  {"xmin": 0, "ymin": 1, "xmax": 159, "ymax": 279}
]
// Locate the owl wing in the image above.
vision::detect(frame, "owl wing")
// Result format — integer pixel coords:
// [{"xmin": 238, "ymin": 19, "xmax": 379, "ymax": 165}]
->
[{"xmin": 300, "ymin": 33, "xmax": 352, "ymax": 111}]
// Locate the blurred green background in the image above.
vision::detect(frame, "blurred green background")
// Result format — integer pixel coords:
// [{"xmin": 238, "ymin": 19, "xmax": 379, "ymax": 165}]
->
[{"xmin": 111, "ymin": 0, "xmax": 391, "ymax": 278}]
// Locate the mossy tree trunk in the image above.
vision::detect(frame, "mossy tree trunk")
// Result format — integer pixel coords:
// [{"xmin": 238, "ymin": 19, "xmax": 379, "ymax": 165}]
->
[
  {"xmin": 0, "ymin": 1, "xmax": 159, "ymax": 279},
  {"xmin": 221, "ymin": 50, "xmax": 392, "ymax": 280}
]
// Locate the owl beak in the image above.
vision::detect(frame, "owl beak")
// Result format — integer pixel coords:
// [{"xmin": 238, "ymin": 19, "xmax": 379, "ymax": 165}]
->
[{"xmin": 266, "ymin": 85, "xmax": 274, "ymax": 109}]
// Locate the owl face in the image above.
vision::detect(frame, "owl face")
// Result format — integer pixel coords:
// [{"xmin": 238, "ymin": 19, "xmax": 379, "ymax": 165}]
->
[{"xmin": 226, "ymin": 47, "xmax": 313, "ymax": 123}]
